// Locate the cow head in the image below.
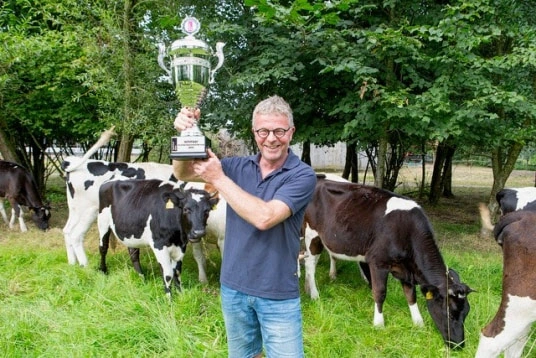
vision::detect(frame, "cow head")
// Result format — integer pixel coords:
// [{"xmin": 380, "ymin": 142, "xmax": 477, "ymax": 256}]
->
[
  {"xmin": 164, "ymin": 188, "xmax": 219, "ymax": 243},
  {"xmin": 421, "ymin": 269, "xmax": 473, "ymax": 349},
  {"xmin": 31, "ymin": 203, "xmax": 51, "ymax": 231}
]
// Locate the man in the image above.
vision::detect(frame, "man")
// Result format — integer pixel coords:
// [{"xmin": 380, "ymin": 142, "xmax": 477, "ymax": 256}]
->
[{"xmin": 173, "ymin": 95, "xmax": 316, "ymax": 357}]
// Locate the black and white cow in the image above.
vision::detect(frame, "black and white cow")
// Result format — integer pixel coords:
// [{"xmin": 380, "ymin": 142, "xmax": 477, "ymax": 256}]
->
[
  {"xmin": 475, "ymin": 210, "xmax": 536, "ymax": 357},
  {"xmin": 303, "ymin": 175, "xmax": 473, "ymax": 348},
  {"xmin": 98, "ymin": 179, "xmax": 219, "ymax": 296},
  {"xmin": 61, "ymin": 128, "xmax": 226, "ymax": 283},
  {"xmin": 0, "ymin": 160, "xmax": 51, "ymax": 232},
  {"xmin": 479, "ymin": 187, "xmax": 536, "ymax": 241}
]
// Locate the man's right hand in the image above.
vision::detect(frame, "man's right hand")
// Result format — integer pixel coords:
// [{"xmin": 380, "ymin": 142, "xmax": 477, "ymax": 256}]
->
[{"xmin": 173, "ymin": 107, "xmax": 201, "ymax": 132}]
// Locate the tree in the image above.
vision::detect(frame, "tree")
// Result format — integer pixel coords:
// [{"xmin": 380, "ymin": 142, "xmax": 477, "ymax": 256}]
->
[{"xmin": 420, "ymin": 0, "xmax": 536, "ymax": 206}]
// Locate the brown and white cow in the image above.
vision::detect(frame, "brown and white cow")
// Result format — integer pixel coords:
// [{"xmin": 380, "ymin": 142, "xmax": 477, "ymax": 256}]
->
[
  {"xmin": 475, "ymin": 210, "xmax": 536, "ymax": 357},
  {"xmin": 0, "ymin": 160, "xmax": 51, "ymax": 232},
  {"xmin": 98, "ymin": 179, "xmax": 219, "ymax": 296},
  {"xmin": 303, "ymin": 175, "xmax": 473, "ymax": 348},
  {"xmin": 61, "ymin": 128, "xmax": 226, "ymax": 283}
]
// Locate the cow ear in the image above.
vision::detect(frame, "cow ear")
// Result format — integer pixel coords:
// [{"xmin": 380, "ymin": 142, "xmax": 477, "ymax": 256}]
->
[
  {"xmin": 210, "ymin": 196, "xmax": 219, "ymax": 209},
  {"xmin": 421, "ymin": 285, "xmax": 438, "ymax": 300},
  {"xmin": 162, "ymin": 192, "xmax": 183, "ymax": 209}
]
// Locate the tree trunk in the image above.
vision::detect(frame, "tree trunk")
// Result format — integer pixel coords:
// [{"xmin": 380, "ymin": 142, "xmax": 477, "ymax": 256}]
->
[
  {"xmin": 486, "ymin": 142, "xmax": 524, "ymax": 219},
  {"xmin": 429, "ymin": 141, "xmax": 448, "ymax": 204},
  {"xmin": 301, "ymin": 140, "xmax": 311, "ymax": 166},
  {"xmin": 375, "ymin": 133, "xmax": 387, "ymax": 188},
  {"xmin": 116, "ymin": 0, "xmax": 134, "ymax": 163},
  {"xmin": 441, "ymin": 144, "xmax": 456, "ymax": 198},
  {"xmin": 343, "ymin": 142, "xmax": 358, "ymax": 183}
]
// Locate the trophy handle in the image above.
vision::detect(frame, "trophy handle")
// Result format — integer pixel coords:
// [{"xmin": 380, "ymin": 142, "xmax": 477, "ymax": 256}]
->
[
  {"xmin": 157, "ymin": 43, "xmax": 172, "ymax": 83},
  {"xmin": 210, "ymin": 42, "xmax": 226, "ymax": 84}
]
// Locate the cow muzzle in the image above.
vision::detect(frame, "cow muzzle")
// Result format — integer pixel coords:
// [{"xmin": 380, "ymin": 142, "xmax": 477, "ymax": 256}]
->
[{"xmin": 188, "ymin": 229, "xmax": 206, "ymax": 243}]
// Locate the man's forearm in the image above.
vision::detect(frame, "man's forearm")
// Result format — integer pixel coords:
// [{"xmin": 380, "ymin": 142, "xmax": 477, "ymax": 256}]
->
[{"xmin": 211, "ymin": 175, "xmax": 290, "ymax": 231}]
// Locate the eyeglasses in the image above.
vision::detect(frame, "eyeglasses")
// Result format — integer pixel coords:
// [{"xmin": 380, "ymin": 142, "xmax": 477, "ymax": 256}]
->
[{"xmin": 254, "ymin": 127, "xmax": 292, "ymax": 138}]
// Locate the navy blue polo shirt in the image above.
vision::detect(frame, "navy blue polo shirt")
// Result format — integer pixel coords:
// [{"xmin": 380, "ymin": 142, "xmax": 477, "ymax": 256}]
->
[{"xmin": 219, "ymin": 150, "xmax": 316, "ymax": 299}]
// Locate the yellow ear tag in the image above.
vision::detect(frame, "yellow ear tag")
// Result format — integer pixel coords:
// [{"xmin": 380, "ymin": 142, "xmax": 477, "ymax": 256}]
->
[
  {"xmin": 426, "ymin": 291, "xmax": 433, "ymax": 300},
  {"xmin": 166, "ymin": 199, "xmax": 174, "ymax": 209}
]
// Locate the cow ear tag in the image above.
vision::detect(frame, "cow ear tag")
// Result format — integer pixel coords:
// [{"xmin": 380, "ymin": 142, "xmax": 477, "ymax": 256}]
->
[
  {"xmin": 166, "ymin": 199, "xmax": 174, "ymax": 209},
  {"xmin": 426, "ymin": 291, "xmax": 434, "ymax": 300}
]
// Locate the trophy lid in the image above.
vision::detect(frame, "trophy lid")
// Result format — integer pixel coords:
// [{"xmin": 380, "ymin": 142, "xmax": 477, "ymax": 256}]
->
[{"xmin": 170, "ymin": 36, "xmax": 210, "ymax": 52}]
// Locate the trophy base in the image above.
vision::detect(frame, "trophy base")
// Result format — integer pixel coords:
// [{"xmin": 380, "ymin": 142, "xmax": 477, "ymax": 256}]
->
[
  {"xmin": 169, "ymin": 135, "xmax": 211, "ymax": 161},
  {"xmin": 170, "ymin": 151, "xmax": 209, "ymax": 160}
]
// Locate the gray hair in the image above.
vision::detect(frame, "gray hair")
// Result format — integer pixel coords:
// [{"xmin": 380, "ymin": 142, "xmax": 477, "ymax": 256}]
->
[{"xmin": 252, "ymin": 95, "xmax": 294, "ymax": 127}]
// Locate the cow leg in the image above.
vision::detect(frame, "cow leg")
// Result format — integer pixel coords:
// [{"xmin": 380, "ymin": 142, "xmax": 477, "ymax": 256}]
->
[
  {"xmin": 128, "ymin": 248, "xmax": 144, "ymax": 277},
  {"xmin": 98, "ymin": 229, "xmax": 111, "ymax": 274},
  {"xmin": 303, "ymin": 228, "xmax": 322, "ymax": 299},
  {"xmin": 369, "ymin": 266, "xmax": 390, "ymax": 327},
  {"xmin": 190, "ymin": 241, "xmax": 208, "ymax": 284},
  {"xmin": 172, "ymin": 260, "xmax": 183, "ymax": 292},
  {"xmin": 0, "ymin": 201, "xmax": 8, "ymax": 225},
  {"xmin": 401, "ymin": 282, "xmax": 424, "ymax": 326},
  {"xmin": 329, "ymin": 255, "xmax": 337, "ymax": 280},
  {"xmin": 152, "ymin": 247, "xmax": 177, "ymax": 297},
  {"xmin": 63, "ymin": 208, "xmax": 97, "ymax": 266},
  {"xmin": 9, "ymin": 200, "xmax": 27, "ymax": 232},
  {"xmin": 504, "ymin": 328, "xmax": 530, "ymax": 358},
  {"xmin": 475, "ymin": 325, "xmax": 531, "ymax": 358}
]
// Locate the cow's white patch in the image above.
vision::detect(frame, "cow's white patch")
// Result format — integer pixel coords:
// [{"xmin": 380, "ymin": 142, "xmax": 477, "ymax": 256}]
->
[
  {"xmin": 191, "ymin": 193, "xmax": 204, "ymax": 203},
  {"xmin": 117, "ymin": 215, "xmax": 155, "ymax": 248},
  {"xmin": 475, "ymin": 294, "xmax": 536, "ymax": 357},
  {"xmin": 515, "ymin": 187, "xmax": 536, "ymax": 210},
  {"xmin": 329, "ymin": 251, "xmax": 366, "ymax": 262},
  {"xmin": 385, "ymin": 197, "xmax": 420, "ymax": 215}
]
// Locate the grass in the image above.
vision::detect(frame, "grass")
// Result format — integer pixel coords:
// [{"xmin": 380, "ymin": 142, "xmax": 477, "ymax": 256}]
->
[{"xmin": 0, "ymin": 164, "xmax": 535, "ymax": 357}]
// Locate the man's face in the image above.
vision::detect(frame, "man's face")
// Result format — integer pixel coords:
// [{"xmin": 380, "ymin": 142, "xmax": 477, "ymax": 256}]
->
[{"xmin": 253, "ymin": 113, "xmax": 295, "ymax": 165}]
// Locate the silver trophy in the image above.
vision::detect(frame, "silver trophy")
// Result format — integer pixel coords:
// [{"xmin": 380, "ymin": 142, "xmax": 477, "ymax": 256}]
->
[{"xmin": 158, "ymin": 16, "xmax": 225, "ymax": 160}]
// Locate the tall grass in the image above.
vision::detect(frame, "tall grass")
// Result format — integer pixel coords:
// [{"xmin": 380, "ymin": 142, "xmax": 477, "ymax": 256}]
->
[{"xmin": 0, "ymin": 166, "xmax": 535, "ymax": 357}]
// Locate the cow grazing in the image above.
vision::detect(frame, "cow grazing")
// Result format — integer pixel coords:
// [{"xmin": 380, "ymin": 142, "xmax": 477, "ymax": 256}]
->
[
  {"xmin": 97, "ymin": 179, "xmax": 219, "ymax": 296},
  {"xmin": 475, "ymin": 210, "xmax": 536, "ymax": 358},
  {"xmin": 479, "ymin": 187, "xmax": 536, "ymax": 241},
  {"xmin": 303, "ymin": 175, "xmax": 473, "ymax": 348},
  {"xmin": 0, "ymin": 160, "xmax": 51, "ymax": 232},
  {"xmin": 62, "ymin": 128, "xmax": 226, "ymax": 283}
]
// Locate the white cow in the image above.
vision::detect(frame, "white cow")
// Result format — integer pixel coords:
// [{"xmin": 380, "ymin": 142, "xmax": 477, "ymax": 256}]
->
[{"xmin": 61, "ymin": 128, "xmax": 226, "ymax": 283}]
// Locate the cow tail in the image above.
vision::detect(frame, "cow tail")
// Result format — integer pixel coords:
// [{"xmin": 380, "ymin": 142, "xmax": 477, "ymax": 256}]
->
[
  {"xmin": 64, "ymin": 126, "xmax": 116, "ymax": 173},
  {"xmin": 478, "ymin": 203, "xmax": 494, "ymax": 235}
]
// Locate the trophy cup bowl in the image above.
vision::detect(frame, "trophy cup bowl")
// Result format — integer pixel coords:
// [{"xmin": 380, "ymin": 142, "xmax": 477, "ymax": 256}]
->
[{"xmin": 158, "ymin": 16, "xmax": 225, "ymax": 160}]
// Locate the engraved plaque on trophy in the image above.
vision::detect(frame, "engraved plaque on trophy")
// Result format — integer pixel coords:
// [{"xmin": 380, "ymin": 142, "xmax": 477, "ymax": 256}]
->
[{"xmin": 158, "ymin": 16, "xmax": 225, "ymax": 160}]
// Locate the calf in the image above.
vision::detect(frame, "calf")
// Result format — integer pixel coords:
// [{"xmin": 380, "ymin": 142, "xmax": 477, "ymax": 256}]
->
[
  {"xmin": 0, "ymin": 160, "xmax": 51, "ymax": 232},
  {"xmin": 303, "ymin": 175, "xmax": 473, "ymax": 348},
  {"xmin": 62, "ymin": 128, "xmax": 226, "ymax": 283},
  {"xmin": 475, "ymin": 210, "xmax": 536, "ymax": 357},
  {"xmin": 97, "ymin": 179, "xmax": 218, "ymax": 296},
  {"xmin": 479, "ymin": 187, "xmax": 536, "ymax": 241}
]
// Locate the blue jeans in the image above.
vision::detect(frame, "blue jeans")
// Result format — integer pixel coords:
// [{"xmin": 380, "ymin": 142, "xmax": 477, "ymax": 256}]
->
[{"xmin": 220, "ymin": 284, "xmax": 304, "ymax": 358}]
